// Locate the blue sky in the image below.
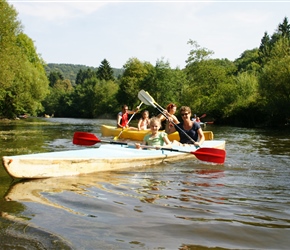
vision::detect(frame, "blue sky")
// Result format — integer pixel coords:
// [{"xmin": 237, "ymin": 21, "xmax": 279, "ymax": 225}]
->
[{"xmin": 8, "ymin": 0, "xmax": 290, "ymax": 69}]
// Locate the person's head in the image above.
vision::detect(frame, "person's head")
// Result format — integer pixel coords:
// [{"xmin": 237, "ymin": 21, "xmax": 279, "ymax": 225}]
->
[
  {"xmin": 149, "ymin": 117, "xmax": 161, "ymax": 131},
  {"xmin": 122, "ymin": 105, "xmax": 128, "ymax": 113},
  {"xmin": 142, "ymin": 110, "xmax": 149, "ymax": 118},
  {"xmin": 180, "ymin": 106, "xmax": 191, "ymax": 120},
  {"xmin": 166, "ymin": 103, "xmax": 177, "ymax": 115}
]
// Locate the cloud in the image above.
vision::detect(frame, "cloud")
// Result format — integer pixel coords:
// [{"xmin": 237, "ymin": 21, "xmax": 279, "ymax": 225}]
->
[
  {"xmin": 7, "ymin": 1, "xmax": 290, "ymax": 68},
  {"xmin": 9, "ymin": 1, "xmax": 109, "ymax": 22}
]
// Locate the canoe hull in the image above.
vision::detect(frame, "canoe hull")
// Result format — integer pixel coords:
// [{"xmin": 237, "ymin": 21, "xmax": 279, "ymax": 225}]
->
[
  {"xmin": 101, "ymin": 125, "xmax": 214, "ymax": 141},
  {"xmin": 2, "ymin": 141, "xmax": 225, "ymax": 179}
]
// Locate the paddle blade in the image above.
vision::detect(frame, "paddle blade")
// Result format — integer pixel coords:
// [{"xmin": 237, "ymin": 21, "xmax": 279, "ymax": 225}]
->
[
  {"xmin": 73, "ymin": 132, "xmax": 100, "ymax": 146},
  {"xmin": 191, "ymin": 147, "xmax": 226, "ymax": 164},
  {"xmin": 138, "ymin": 90, "xmax": 156, "ymax": 107}
]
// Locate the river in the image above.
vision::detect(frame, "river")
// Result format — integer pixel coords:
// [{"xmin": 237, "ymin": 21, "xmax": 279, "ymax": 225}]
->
[{"xmin": 0, "ymin": 117, "xmax": 289, "ymax": 249}]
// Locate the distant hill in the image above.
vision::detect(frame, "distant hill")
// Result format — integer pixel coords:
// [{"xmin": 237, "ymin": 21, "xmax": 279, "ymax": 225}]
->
[{"xmin": 45, "ymin": 63, "xmax": 124, "ymax": 85}]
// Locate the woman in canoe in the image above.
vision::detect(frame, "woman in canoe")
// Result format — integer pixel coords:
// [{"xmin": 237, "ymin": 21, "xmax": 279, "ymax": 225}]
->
[
  {"xmin": 117, "ymin": 104, "xmax": 139, "ymax": 130},
  {"xmin": 135, "ymin": 117, "xmax": 171, "ymax": 150},
  {"xmin": 165, "ymin": 106, "xmax": 205, "ymax": 147},
  {"xmin": 157, "ymin": 103, "xmax": 179, "ymax": 130},
  {"xmin": 138, "ymin": 110, "xmax": 150, "ymax": 130}
]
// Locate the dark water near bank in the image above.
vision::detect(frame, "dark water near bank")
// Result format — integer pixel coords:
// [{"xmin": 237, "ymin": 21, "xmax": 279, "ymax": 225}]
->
[{"xmin": 0, "ymin": 118, "xmax": 290, "ymax": 249}]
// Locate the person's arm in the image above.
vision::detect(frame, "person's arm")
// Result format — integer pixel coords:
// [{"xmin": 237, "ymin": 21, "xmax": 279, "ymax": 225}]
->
[
  {"xmin": 162, "ymin": 135, "xmax": 172, "ymax": 148},
  {"xmin": 137, "ymin": 118, "xmax": 142, "ymax": 130},
  {"xmin": 135, "ymin": 139, "xmax": 147, "ymax": 150},
  {"xmin": 171, "ymin": 114, "xmax": 180, "ymax": 124},
  {"xmin": 147, "ymin": 118, "xmax": 151, "ymax": 127},
  {"xmin": 157, "ymin": 113, "xmax": 165, "ymax": 121},
  {"xmin": 195, "ymin": 128, "xmax": 205, "ymax": 147},
  {"xmin": 117, "ymin": 113, "xmax": 122, "ymax": 128},
  {"xmin": 128, "ymin": 105, "xmax": 140, "ymax": 115}
]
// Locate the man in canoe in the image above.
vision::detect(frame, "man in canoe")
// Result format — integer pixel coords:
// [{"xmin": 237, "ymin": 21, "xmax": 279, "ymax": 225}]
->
[
  {"xmin": 117, "ymin": 104, "xmax": 139, "ymax": 130},
  {"xmin": 165, "ymin": 106, "xmax": 205, "ymax": 147}
]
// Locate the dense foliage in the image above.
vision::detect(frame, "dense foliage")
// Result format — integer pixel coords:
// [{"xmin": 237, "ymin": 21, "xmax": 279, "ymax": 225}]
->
[
  {"xmin": 45, "ymin": 62, "xmax": 123, "ymax": 85},
  {"xmin": 0, "ymin": 0, "xmax": 49, "ymax": 118},
  {"xmin": 1, "ymin": 0, "xmax": 289, "ymax": 127}
]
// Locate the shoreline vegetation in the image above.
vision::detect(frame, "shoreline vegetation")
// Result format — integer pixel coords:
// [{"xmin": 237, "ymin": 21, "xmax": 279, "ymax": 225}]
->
[{"xmin": 1, "ymin": 1, "xmax": 289, "ymax": 127}]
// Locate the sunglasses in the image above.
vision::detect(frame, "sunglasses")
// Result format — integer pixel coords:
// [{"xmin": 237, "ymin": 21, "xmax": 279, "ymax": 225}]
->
[{"xmin": 181, "ymin": 113, "xmax": 189, "ymax": 116}]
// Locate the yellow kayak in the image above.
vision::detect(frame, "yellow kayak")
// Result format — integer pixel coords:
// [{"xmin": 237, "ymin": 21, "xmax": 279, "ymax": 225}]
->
[{"xmin": 101, "ymin": 125, "xmax": 214, "ymax": 141}]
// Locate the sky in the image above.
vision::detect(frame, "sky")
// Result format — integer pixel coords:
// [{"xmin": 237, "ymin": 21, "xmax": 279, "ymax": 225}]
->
[{"xmin": 7, "ymin": 0, "xmax": 290, "ymax": 69}]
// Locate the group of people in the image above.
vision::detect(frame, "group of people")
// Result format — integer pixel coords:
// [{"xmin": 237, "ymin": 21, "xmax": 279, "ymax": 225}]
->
[
  {"xmin": 192, "ymin": 114, "xmax": 201, "ymax": 123},
  {"xmin": 116, "ymin": 103, "xmax": 205, "ymax": 149}
]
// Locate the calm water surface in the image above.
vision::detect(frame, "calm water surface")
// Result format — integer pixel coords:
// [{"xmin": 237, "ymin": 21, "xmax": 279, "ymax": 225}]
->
[{"xmin": 0, "ymin": 118, "xmax": 289, "ymax": 249}]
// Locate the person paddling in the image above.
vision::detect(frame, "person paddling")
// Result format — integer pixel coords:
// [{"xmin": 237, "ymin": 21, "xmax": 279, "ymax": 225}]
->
[
  {"xmin": 165, "ymin": 106, "xmax": 205, "ymax": 147},
  {"xmin": 157, "ymin": 103, "xmax": 179, "ymax": 130},
  {"xmin": 117, "ymin": 104, "xmax": 139, "ymax": 130}
]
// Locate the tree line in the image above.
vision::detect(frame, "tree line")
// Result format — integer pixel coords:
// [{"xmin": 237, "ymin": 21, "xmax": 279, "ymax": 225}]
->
[
  {"xmin": 1, "ymin": 0, "xmax": 289, "ymax": 127},
  {"xmin": 45, "ymin": 63, "xmax": 124, "ymax": 85}
]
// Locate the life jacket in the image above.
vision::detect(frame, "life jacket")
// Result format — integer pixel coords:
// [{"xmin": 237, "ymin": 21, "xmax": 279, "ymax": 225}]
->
[{"xmin": 119, "ymin": 112, "xmax": 129, "ymax": 127}]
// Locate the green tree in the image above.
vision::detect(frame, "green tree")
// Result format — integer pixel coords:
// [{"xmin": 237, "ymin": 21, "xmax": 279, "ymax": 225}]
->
[
  {"xmin": 75, "ymin": 68, "xmax": 96, "ymax": 85},
  {"xmin": 184, "ymin": 56, "xmax": 236, "ymax": 118},
  {"xmin": 0, "ymin": 0, "xmax": 49, "ymax": 118},
  {"xmin": 117, "ymin": 58, "xmax": 153, "ymax": 109},
  {"xmin": 94, "ymin": 80, "xmax": 119, "ymax": 116},
  {"xmin": 235, "ymin": 49, "xmax": 260, "ymax": 73},
  {"xmin": 259, "ymin": 37, "xmax": 290, "ymax": 124},
  {"xmin": 140, "ymin": 58, "xmax": 185, "ymax": 109},
  {"xmin": 258, "ymin": 32, "xmax": 271, "ymax": 65},
  {"xmin": 48, "ymin": 71, "xmax": 64, "ymax": 87},
  {"xmin": 70, "ymin": 78, "xmax": 97, "ymax": 117},
  {"xmin": 278, "ymin": 17, "xmax": 290, "ymax": 39},
  {"xmin": 259, "ymin": 17, "xmax": 290, "ymax": 66},
  {"xmin": 96, "ymin": 59, "xmax": 114, "ymax": 81},
  {"xmin": 152, "ymin": 59, "xmax": 176, "ymax": 105},
  {"xmin": 69, "ymin": 77, "xmax": 118, "ymax": 118},
  {"xmin": 186, "ymin": 39, "xmax": 214, "ymax": 64}
]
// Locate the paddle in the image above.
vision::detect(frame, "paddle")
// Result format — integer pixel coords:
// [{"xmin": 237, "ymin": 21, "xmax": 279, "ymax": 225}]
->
[
  {"xmin": 138, "ymin": 90, "xmax": 197, "ymax": 144},
  {"xmin": 113, "ymin": 102, "xmax": 143, "ymax": 140},
  {"xmin": 73, "ymin": 132, "xmax": 226, "ymax": 164}
]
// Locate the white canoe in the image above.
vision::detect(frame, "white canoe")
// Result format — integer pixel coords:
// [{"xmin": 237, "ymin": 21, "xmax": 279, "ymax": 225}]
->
[{"xmin": 2, "ymin": 140, "xmax": 225, "ymax": 179}]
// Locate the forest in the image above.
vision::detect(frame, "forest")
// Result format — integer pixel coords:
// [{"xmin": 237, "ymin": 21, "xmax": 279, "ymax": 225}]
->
[{"xmin": 1, "ymin": 0, "xmax": 290, "ymax": 127}]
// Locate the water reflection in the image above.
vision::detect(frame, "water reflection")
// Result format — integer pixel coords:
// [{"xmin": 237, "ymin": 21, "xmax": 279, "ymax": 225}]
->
[
  {"xmin": 5, "ymin": 174, "xmax": 120, "ymax": 217},
  {"xmin": 1, "ymin": 119, "xmax": 290, "ymax": 249},
  {"xmin": 3, "ymin": 166, "xmax": 226, "ymax": 214}
]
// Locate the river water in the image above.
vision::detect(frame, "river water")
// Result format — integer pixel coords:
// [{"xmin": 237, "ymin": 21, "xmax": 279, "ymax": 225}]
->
[{"xmin": 0, "ymin": 118, "xmax": 289, "ymax": 249}]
